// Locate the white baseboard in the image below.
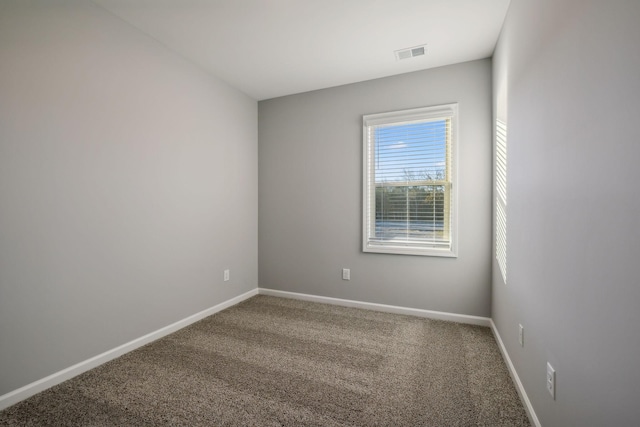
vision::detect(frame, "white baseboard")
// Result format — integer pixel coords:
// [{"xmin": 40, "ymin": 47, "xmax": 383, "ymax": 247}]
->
[
  {"xmin": 490, "ymin": 320, "xmax": 541, "ymax": 427},
  {"xmin": 258, "ymin": 288, "xmax": 491, "ymax": 326},
  {"xmin": 0, "ymin": 288, "xmax": 258, "ymax": 411}
]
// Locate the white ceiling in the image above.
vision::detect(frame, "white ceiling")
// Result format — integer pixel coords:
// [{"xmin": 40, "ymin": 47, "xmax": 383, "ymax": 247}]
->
[{"xmin": 93, "ymin": 0, "xmax": 510, "ymax": 100}]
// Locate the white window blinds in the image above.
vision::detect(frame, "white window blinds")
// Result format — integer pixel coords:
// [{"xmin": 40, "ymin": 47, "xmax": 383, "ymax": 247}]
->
[
  {"xmin": 496, "ymin": 119, "xmax": 507, "ymax": 282},
  {"xmin": 363, "ymin": 104, "xmax": 458, "ymax": 257}
]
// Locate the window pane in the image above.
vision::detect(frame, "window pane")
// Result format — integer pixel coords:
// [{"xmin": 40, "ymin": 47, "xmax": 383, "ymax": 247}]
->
[
  {"xmin": 374, "ymin": 185, "xmax": 447, "ymax": 242},
  {"xmin": 374, "ymin": 120, "xmax": 447, "ymax": 184}
]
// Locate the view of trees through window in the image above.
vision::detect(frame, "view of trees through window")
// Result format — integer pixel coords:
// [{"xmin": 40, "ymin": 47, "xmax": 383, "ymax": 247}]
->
[{"xmin": 374, "ymin": 185, "xmax": 446, "ymax": 240}]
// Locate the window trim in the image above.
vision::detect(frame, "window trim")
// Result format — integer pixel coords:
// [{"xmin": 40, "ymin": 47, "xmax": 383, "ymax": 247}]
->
[{"xmin": 362, "ymin": 104, "xmax": 458, "ymax": 257}]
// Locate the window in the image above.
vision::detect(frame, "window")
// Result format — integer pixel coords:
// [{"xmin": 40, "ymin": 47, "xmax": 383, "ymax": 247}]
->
[
  {"xmin": 363, "ymin": 104, "xmax": 458, "ymax": 257},
  {"xmin": 496, "ymin": 119, "xmax": 507, "ymax": 282}
]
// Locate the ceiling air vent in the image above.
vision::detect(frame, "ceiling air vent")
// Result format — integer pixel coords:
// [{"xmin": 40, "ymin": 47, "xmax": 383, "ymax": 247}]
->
[{"xmin": 395, "ymin": 44, "xmax": 426, "ymax": 61}]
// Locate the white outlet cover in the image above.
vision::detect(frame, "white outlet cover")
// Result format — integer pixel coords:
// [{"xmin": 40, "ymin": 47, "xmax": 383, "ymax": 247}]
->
[
  {"xmin": 342, "ymin": 268, "xmax": 350, "ymax": 280},
  {"xmin": 546, "ymin": 362, "xmax": 556, "ymax": 399}
]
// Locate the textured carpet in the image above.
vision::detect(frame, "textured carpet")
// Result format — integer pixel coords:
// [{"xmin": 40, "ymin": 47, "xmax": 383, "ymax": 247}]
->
[{"xmin": 0, "ymin": 295, "xmax": 530, "ymax": 426}]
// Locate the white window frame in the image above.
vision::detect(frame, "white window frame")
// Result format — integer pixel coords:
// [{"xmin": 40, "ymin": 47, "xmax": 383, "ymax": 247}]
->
[{"xmin": 362, "ymin": 104, "xmax": 458, "ymax": 257}]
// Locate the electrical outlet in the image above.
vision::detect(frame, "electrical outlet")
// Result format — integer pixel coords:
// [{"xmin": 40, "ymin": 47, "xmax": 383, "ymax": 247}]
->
[
  {"xmin": 342, "ymin": 268, "xmax": 350, "ymax": 280},
  {"xmin": 546, "ymin": 362, "xmax": 556, "ymax": 399},
  {"xmin": 519, "ymin": 324, "xmax": 524, "ymax": 347},
  {"xmin": 224, "ymin": 269, "xmax": 230, "ymax": 282}
]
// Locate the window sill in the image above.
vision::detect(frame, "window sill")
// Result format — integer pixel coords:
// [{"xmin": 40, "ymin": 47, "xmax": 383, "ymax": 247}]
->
[{"xmin": 363, "ymin": 244, "xmax": 457, "ymax": 258}]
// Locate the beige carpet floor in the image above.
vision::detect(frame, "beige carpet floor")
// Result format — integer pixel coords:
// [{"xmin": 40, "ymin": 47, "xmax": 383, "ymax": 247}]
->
[{"xmin": 0, "ymin": 295, "xmax": 530, "ymax": 426}]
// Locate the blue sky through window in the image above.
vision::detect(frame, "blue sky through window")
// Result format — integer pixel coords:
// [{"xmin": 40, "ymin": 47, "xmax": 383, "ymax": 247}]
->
[{"xmin": 374, "ymin": 120, "xmax": 447, "ymax": 183}]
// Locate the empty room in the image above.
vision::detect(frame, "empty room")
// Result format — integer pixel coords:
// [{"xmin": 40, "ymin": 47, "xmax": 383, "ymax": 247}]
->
[{"xmin": 1, "ymin": 0, "xmax": 639, "ymax": 426}]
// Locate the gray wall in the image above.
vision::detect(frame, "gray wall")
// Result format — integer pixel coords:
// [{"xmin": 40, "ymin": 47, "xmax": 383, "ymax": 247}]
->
[
  {"xmin": 259, "ymin": 60, "xmax": 493, "ymax": 317},
  {"xmin": 492, "ymin": 0, "xmax": 640, "ymax": 425},
  {"xmin": 0, "ymin": 0, "xmax": 257, "ymax": 395}
]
